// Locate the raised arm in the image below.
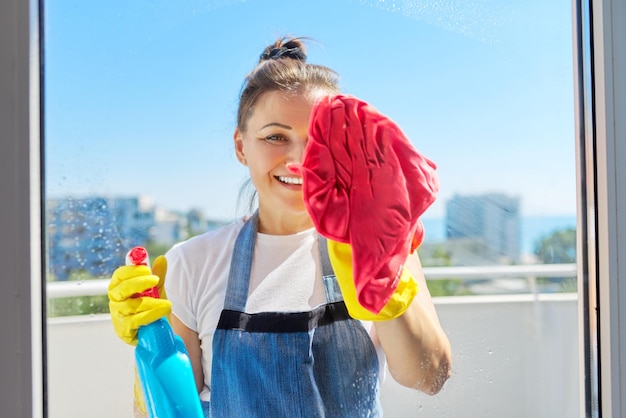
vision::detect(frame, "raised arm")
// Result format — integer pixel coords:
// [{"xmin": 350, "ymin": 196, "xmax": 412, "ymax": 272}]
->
[{"xmin": 373, "ymin": 252, "xmax": 451, "ymax": 394}]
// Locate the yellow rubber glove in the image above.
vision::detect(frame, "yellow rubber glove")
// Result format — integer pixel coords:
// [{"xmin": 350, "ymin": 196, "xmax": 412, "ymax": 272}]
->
[
  {"xmin": 134, "ymin": 367, "xmax": 148, "ymax": 416},
  {"xmin": 108, "ymin": 255, "xmax": 172, "ymax": 346},
  {"xmin": 328, "ymin": 240, "xmax": 418, "ymax": 321}
]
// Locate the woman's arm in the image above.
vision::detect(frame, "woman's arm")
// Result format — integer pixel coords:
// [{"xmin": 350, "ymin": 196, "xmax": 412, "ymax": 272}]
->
[
  {"xmin": 373, "ymin": 252, "xmax": 452, "ymax": 394},
  {"xmin": 170, "ymin": 314, "xmax": 205, "ymax": 393}
]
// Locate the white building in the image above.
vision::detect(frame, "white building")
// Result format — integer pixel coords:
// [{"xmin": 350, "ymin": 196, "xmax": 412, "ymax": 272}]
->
[{"xmin": 446, "ymin": 193, "xmax": 521, "ymax": 264}]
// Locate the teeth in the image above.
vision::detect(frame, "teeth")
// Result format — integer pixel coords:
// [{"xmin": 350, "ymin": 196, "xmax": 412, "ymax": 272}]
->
[{"xmin": 278, "ymin": 176, "xmax": 303, "ymax": 185}]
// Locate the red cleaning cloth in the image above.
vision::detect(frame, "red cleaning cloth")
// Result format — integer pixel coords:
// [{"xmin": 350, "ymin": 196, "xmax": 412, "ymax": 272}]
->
[{"xmin": 294, "ymin": 94, "xmax": 439, "ymax": 314}]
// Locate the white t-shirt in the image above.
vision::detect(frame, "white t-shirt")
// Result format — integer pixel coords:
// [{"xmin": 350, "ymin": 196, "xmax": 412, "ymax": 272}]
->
[{"xmin": 165, "ymin": 218, "xmax": 385, "ymax": 402}]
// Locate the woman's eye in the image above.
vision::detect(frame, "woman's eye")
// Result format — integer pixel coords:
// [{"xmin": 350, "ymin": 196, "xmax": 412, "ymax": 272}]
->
[{"xmin": 265, "ymin": 134, "xmax": 287, "ymax": 143}]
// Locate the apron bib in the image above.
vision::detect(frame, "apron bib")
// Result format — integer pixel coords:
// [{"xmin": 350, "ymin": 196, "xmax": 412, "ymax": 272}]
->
[{"xmin": 207, "ymin": 214, "xmax": 382, "ymax": 417}]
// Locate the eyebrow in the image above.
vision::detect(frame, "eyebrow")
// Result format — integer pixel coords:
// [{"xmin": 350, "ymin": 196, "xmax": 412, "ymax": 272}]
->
[{"xmin": 260, "ymin": 122, "xmax": 292, "ymax": 130}]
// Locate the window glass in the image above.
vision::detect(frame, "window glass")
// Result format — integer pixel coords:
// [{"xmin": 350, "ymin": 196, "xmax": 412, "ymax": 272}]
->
[{"xmin": 44, "ymin": 1, "xmax": 577, "ymax": 416}]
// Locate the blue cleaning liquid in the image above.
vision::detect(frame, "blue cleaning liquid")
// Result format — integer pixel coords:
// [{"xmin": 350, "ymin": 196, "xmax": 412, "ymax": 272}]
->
[{"xmin": 135, "ymin": 317, "xmax": 203, "ymax": 418}]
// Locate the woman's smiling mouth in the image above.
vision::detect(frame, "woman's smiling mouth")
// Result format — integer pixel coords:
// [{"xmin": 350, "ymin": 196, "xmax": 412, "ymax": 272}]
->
[{"xmin": 276, "ymin": 175, "xmax": 303, "ymax": 185}]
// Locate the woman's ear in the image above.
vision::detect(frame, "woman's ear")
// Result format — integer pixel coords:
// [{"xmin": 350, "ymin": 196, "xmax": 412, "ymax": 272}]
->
[{"xmin": 234, "ymin": 128, "xmax": 247, "ymax": 165}]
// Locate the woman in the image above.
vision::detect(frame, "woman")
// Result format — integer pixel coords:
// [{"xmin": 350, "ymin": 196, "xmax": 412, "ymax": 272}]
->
[{"xmin": 109, "ymin": 36, "xmax": 451, "ymax": 417}]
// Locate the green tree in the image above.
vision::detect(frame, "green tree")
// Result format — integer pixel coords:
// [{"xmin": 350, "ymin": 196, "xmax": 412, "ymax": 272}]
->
[
  {"xmin": 419, "ymin": 244, "xmax": 473, "ymax": 297},
  {"xmin": 534, "ymin": 227, "xmax": 576, "ymax": 264},
  {"xmin": 533, "ymin": 227, "xmax": 577, "ymax": 293}
]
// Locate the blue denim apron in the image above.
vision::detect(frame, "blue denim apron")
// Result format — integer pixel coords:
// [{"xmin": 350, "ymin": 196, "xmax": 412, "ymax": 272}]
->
[{"xmin": 205, "ymin": 213, "xmax": 382, "ymax": 417}]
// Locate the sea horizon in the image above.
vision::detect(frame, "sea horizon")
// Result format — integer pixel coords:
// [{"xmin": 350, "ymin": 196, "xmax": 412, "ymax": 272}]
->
[{"xmin": 421, "ymin": 214, "xmax": 577, "ymax": 256}]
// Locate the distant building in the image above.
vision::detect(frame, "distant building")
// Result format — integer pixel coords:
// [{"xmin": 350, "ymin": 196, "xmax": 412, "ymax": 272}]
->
[
  {"xmin": 47, "ymin": 196, "xmax": 157, "ymax": 280},
  {"xmin": 46, "ymin": 195, "xmax": 224, "ymax": 280},
  {"xmin": 152, "ymin": 207, "xmax": 189, "ymax": 246},
  {"xmin": 445, "ymin": 193, "xmax": 521, "ymax": 264}
]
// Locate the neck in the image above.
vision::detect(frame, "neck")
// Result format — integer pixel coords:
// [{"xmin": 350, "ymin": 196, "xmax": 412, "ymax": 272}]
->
[{"xmin": 256, "ymin": 206, "xmax": 314, "ymax": 235}]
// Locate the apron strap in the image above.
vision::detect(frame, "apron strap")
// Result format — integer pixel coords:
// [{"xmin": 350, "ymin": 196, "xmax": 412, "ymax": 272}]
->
[
  {"xmin": 223, "ymin": 212, "xmax": 258, "ymax": 311},
  {"xmin": 224, "ymin": 212, "xmax": 344, "ymax": 310},
  {"xmin": 318, "ymin": 236, "xmax": 344, "ymax": 304}
]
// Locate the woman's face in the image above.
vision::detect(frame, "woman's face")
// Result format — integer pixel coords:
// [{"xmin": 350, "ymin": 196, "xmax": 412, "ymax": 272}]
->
[{"xmin": 234, "ymin": 89, "xmax": 324, "ymax": 222}]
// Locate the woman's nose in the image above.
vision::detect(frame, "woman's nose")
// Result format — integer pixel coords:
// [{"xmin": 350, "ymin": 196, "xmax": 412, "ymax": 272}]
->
[{"xmin": 287, "ymin": 138, "xmax": 307, "ymax": 163}]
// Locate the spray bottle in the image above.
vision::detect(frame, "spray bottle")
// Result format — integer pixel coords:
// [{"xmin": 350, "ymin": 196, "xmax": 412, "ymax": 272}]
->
[{"xmin": 126, "ymin": 246, "xmax": 203, "ymax": 418}]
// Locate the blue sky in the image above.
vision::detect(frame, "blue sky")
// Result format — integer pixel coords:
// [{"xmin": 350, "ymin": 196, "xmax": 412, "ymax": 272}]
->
[{"xmin": 44, "ymin": 0, "xmax": 575, "ymax": 222}]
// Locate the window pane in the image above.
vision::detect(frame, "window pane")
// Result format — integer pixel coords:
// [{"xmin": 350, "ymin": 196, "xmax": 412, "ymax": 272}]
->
[{"xmin": 45, "ymin": 1, "xmax": 578, "ymax": 417}]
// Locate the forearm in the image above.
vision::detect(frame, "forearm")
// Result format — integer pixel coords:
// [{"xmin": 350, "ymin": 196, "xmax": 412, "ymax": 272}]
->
[
  {"xmin": 373, "ymin": 252, "xmax": 451, "ymax": 394},
  {"xmin": 374, "ymin": 297, "xmax": 451, "ymax": 394},
  {"xmin": 170, "ymin": 314, "xmax": 205, "ymax": 393}
]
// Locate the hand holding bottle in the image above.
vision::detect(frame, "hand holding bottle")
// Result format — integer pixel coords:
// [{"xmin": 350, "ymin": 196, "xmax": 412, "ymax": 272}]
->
[
  {"xmin": 108, "ymin": 250, "xmax": 172, "ymax": 345},
  {"xmin": 110, "ymin": 247, "xmax": 203, "ymax": 418}
]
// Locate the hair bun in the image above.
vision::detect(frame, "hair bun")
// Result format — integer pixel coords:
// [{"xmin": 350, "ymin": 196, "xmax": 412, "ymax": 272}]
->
[{"xmin": 260, "ymin": 39, "xmax": 307, "ymax": 62}]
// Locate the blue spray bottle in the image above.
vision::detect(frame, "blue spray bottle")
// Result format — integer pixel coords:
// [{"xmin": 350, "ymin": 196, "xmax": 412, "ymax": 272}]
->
[{"xmin": 126, "ymin": 246, "xmax": 203, "ymax": 418}]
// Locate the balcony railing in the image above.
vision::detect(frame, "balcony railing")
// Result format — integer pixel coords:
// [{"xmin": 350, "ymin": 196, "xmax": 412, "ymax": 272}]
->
[
  {"xmin": 46, "ymin": 263, "xmax": 578, "ymax": 299},
  {"xmin": 46, "ymin": 263, "xmax": 579, "ymax": 418}
]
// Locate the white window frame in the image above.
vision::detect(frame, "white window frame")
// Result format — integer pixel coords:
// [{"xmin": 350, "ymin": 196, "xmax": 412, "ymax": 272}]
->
[
  {"xmin": 577, "ymin": 0, "xmax": 626, "ymax": 416},
  {"xmin": 1, "ymin": 0, "xmax": 624, "ymax": 416}
]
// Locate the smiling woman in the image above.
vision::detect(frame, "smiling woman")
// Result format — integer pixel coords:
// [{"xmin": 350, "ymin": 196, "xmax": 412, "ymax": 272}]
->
[
  {"xmin": 28, "ymin": 0, "xmax": 626, "ymax": 417},
  {"xmin": 105, "ymin": 35, "xmax": 450, "ymax": 417}
]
